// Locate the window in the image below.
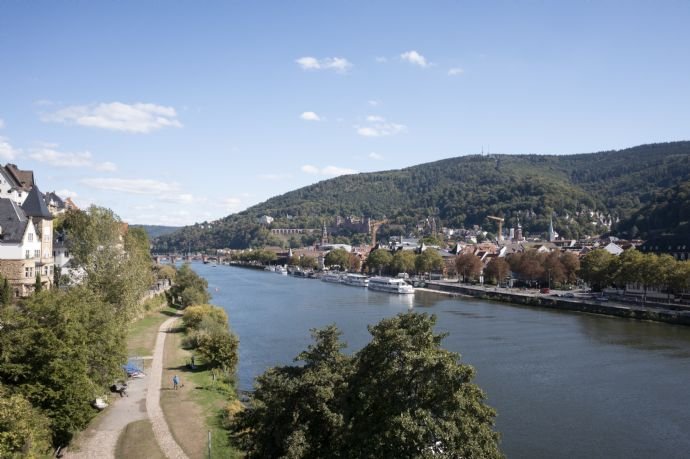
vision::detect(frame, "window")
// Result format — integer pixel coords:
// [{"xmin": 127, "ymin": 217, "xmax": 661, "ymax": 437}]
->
[
  {"xmin": 28, "ymin": 233, "xmax": 33, "ymax": 242},
  {"xmin": 25, "ymin": 250, "xmax": 30, "ymax": 259},
  {"xmin": 34, "ymin": 250, "xmax": 40, "ymax": 258},
  {"xmin": 25, "ymin": 267, "xmax": 31, "ymax": 278}
]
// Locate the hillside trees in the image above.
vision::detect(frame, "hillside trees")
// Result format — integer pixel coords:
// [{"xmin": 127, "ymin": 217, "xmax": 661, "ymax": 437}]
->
[{"xmin": 232, "ymin": 313, "xmax": 502, "ymax": 458}]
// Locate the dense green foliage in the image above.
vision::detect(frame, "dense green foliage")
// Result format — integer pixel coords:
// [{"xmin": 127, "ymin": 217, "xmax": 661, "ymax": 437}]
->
[
  {"xmin": 0, "ymin": 384, "xmax": 52, "ymax": 458},
  {"xmin": 617, "ymin": 180, "xmax": 690, "ymax": 238},
  {"xmin": 0, "ymin": 288, "xmax": 126, "ymax": 446},
  {"xmin": 154, "ymin": 142, "xmax": 690, "ymax": 251},
  {"xmin": 170, "ymin": 263, "xmax": 210, "ymax": 307},
  {"xmin": 231, "ymin": 313, "xmax": 502, "ymax": 458},
  {"xmin": 579, "ymin": 249, "xmax": 690, "ymax": 299},
  {"xmin": 62, "ymin": 207, "xmax": 154, "ymax": 321}
]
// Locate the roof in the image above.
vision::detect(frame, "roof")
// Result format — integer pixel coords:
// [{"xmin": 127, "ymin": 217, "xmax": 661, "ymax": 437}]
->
[
  {"xmin": 21, "ymin": 186, "xmax": 53, "ymax": 220},
  {"xmin": 44, "ymin": 191, "xmax": 65, "ymax": 209},
  {"xmin": 0, "ymin": 198, "xmax": 30, "ymax": 243},
  {"xmin": 4, "ymin": 164, "xmax": 34, "ymax": 191}
]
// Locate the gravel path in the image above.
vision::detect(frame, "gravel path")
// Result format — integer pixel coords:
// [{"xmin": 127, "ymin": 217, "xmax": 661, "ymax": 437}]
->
[
  {"xmin": 146, "ymin": 316, "xmax": 189, "ymax": 459},
  {"xmin": 65, "ymin": 315, "xmax": 188, "ymax": 459},
  {"xmin": 64, "ymin": 376, "xmax": 148, "ymax": 459}
]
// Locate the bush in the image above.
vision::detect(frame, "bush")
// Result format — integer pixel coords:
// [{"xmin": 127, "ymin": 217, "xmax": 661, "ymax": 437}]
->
[{"xmin": 182, "ymin": 304, "xmax": 228, "ymax": 330}]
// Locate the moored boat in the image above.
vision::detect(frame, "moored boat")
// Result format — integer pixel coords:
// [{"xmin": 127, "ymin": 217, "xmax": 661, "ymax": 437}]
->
[
  {"xmin": 321, "ymin": 272, "xmax": 343, "ymax": 283},
  {"xmin": 368, "ymin": 276, "xmax": 415, "ymax": 294},
  {"xmin": 343, "ymin": 273, "xmax": 369, "ymax": 287}
]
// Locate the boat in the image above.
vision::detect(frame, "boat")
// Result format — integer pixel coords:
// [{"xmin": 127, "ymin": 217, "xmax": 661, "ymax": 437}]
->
[
  {"xmin": 264, "ymin": 265, "xmax": 276, "ymax": 272},
  {"xmin": 343, "ymin": 273, "xmax": 369, "ymax": 287},
  {"xmin": 275, "ymin": 266, "xmax": 288, "ymax": 275},
  {"xmin": 368, "ymin": 276, "xmax": 415, "ymax": 294},
  {"xmin": 321, "ymin": 272, "xmax": 343, "ymax": 283}
]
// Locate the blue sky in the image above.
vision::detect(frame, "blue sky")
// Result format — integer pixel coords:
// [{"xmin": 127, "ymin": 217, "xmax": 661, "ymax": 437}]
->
[{"xmin": 1, "ymin": 1, "xmax": 689, "ymax": 225}]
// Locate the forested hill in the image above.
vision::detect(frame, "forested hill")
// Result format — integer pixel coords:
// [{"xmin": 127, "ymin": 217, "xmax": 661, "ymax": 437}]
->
[
  {"xmin": 154, "ymin": 141, "xmax": 690, "ymax": 251},
  {"xmin": 130, "ymin": 224, "xmax": 180, "ymax": 240}
]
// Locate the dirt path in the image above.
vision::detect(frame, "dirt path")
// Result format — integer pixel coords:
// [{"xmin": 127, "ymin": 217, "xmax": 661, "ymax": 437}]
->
[
  {"xmin": 64, "ymin": 376, "xmax": 148, "ymax": 459},
  {"xmin": 65, "ymin": 316, "xmax": 188, "ymax": 459},
  {"xmin": 146, "ymin": 316, "xmax": 190, "ymax": 459}
]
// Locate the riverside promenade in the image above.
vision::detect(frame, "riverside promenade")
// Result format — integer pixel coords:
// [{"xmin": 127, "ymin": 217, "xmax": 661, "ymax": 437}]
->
[{"xmin": 423, "ymin": 281, "xmax": 690, "ymax": 326}]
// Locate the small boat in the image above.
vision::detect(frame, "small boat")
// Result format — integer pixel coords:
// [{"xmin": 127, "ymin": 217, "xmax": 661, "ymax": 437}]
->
[
  {"xmin": 321, "ymin": 272, "xmax": 343, "ymax": 283},
  {"xmin": 275, "ymin": 266, "xmax": 288, "ymax": 275},
  {"xmin": 368, "ymin": 276, "xmax": 415, "ymax": 294},
  {"xmin": 343, "ymin": 273, "xmax": 369, "ymax": 287}
]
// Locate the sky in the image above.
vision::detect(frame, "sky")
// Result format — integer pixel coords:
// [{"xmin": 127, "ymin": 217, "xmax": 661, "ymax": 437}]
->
[{"xmin": 1, "ymin": 1, "xmax": 689, "ymax": 226}]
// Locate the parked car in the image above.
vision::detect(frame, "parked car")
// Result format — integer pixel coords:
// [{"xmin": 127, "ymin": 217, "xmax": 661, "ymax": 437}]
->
[{"xmin": 540, "ymin": 288, "xmax": 550, "ymax": 294}]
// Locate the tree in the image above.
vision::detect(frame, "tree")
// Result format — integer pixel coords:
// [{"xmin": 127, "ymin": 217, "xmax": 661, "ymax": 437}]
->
[
  {"xmin": 542, "ymin": 252, "xmax": 565, "ymax": 287},
  {"xmin": 0, "ymin": 277, "xmax": 11, "ymax": 306},
  {"xmin": 579, "ymin": 249, "xmax": 619, "ymax": 291},
  {"xmin": 298, "ymin": 256, "xmax": 317, "ymax": 270},
  {"xmin": 324, "ymin": 249, "xmax": 350, "ymax": 270},
  {"xmin": 171, "ymin": 263, "xmax": 210, "ymax": 308},
  {"xmin": 415, "ymin": 249, "xmax": 444, "ymax": 275},
  {"xmin": 367, "ymin": 249, "xmax": 393, "ymax": 275},
  {"xmin": 347, "ymin": 253, "xmax": 362, "ymax": 273},
  {"xmin": 0, "ymin": 287, "xmax": 126, "ymax": 445},
  {"xmin": 0, "ymin": 384, "xmax": 52, "ymax": 458},
  {"xmin": 197, "ymin": 330, "xmax": 239, "ymax": 373},
  {"xmin": 345, "ymin": 314, "xmax": 502, "ymax": 458},
  {"xmin": 391, "ymin": 250, "xmax": 416, "ymax": 275},
  {"xmin": 484, "ymin": 258, "xmax": 510, "ymax": 285},
  {"xmin": 455, "ymin": 253, "xmax": 483, "ymax": 282},
  {"xmin": 232, "ymin": 326, "xmax": 351, "ymax": 458},
  {"xmin": 34, "ymin": 273, "xmax": 42, "ymax": 293},
  {"xmin": 560, "ymin": 252, "xmax": 580, "ymax": 285},
  {"xmin": 232, "ymin": 314, "xmax": 502, "ymax": 458}
]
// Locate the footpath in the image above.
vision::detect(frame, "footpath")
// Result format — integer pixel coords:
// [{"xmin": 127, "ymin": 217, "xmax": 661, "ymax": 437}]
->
[{"xmin": 65, "ymin": 316, "xmax": 188, "ymax": 459}]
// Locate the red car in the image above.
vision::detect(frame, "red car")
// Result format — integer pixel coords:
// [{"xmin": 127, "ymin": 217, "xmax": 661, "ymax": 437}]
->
[{"xmin": 540, "ymin": 288, "xmax": 550, "ymax": 294}]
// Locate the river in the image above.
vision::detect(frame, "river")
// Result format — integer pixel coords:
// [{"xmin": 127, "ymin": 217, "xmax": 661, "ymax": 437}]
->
[{"xmin": 194, "ymin": 263, "xmax": 690, "ymax": 458}]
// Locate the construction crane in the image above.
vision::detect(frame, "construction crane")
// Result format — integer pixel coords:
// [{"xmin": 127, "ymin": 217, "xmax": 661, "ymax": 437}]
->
[{"xmin": 487, "ymin": 216, "xmax": 504, "ymax": 242}]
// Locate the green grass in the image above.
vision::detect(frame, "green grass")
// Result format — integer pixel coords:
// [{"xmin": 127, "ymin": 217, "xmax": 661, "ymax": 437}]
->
[
  {"xmin": 115, "ymin": 420, "xmax": 165, "ymax": 459},
  {"xmin": 186, "ymin": 360, "xmax": 242, "ymax": 459},
  {"xmin": 127, "ymin": 305, "xmax": 178, "ymax": 356}
]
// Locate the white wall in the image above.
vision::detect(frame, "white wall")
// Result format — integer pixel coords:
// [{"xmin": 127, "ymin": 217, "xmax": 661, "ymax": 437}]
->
[{"xmin": 0, "ymin": 220, "xmax": 41, "ymax": 260}]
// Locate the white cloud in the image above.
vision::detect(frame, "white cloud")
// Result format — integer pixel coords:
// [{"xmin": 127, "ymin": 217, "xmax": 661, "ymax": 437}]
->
[
  {"xmin": 0, "ymin": 137, "xmax": 19, "ymax": 160},
  {"xmin": 81, "ymin": 178, "xmax": 179, "ymax": 194},
  {"xmin": 400, "ymin": 50, "xmax": 429, "ymax": 67},
  {"xmin": 368, "ymin": 100, "xmax": 380, "ymax": 106},
  {"xmin": 301, "ymin": 164, "xmax": 357, "ymax": 176},
  {"xmin": 369, "ymin": 152, "xmax": 383, "ymax": 160},
  {"xmin": 29, "ymin": 145, "xmax": 117, "ymax": 171},
  {"xmin": 157, "ymin": 193, "xmax": 203, "ymax": 205},
  {"xmin": 56, "ymin": 189, "xmax": 78, "ymax": 199},
  {"xmin": 448, "ymin": 67, "xmax": 464, "ymax": 76},
  {"xmin": 355, "ymin": 116, "xmax": 407, "ymax": 137},
  {"xmin": 301, "ymin": 164, "xmax": 320, "ymax": 174},
  {"xmin": 295, "ymin": 56, "xmax": 352, "ymax": 72},
  {"xmin": 42, "ymin": 102, "xmax": 182, "ymax": 133},
  {"xmin": 300, "ymin": 111, "xmax": 321, "ymax": 121}
]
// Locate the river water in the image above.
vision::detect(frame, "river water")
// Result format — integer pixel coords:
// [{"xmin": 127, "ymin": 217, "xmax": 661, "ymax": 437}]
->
[{"xmin": 194, "ymin": 263, "xmax": 690, "ymax": 458}]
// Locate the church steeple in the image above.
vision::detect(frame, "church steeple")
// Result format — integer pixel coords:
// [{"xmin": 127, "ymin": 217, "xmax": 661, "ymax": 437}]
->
[
  {"xmin": 321, "ymin": 220, "xmax": 329, "ymax": 245},
  {"xmin": 548, "ymin": 216, "xmax": 555, "ymax": 242}
]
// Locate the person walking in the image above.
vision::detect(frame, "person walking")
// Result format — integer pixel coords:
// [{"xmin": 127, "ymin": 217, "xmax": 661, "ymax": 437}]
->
[{"xmin": 173, "ymin": 374, "xmax": 180, "ymax": 390}]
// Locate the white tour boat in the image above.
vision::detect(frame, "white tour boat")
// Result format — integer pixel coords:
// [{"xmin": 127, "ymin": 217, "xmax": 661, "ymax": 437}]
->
[
  {"xmin": 343, "ymin": 273, "xmax": 369, "ymax": 287},
  {"xmin": 368, "ymin": 276, "xmax": 415, "ymax": 294},
  {"xmin": 321, "ymin": 272, "xmax": 343, "ymax": 283}
]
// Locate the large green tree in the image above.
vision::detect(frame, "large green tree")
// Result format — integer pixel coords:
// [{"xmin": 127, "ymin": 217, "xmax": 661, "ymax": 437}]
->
[
  {"xmin": 415, "ymin": 249, "xmax": 444, "ymax": 274},
  {"xmin": 0, "ymin": 288, "xmax": 125, "ymax": 445},
  {"xmin": 367, "ymin": 249, "xmax": 393, "ymax": 275},
  {"xmin": 324, "ymin": 248, "xmax": 350, "ymax": 270},
  {"xmin": 391, "ymin": 250, "xmax": 417, "ymax": 275},
  {"xmin": 578, "ymin": 249, "xmax": 619, "ymax": 291},
  {"xmin": 232, "ymin": 313, "xmax": 502, "ymax": 458}
]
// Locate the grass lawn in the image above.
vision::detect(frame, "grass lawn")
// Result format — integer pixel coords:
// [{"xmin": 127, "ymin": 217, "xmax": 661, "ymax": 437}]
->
[
  {"xmin": 127, "ymin": 304, "xmax": 178, "ymax": 356},
  {"xmin": 160, "ymin": 320, "xmax": 242, "ymax": 459},
  {"xmin": 115, "ymin": 420, "xmax": 165, "ymax": 459}
]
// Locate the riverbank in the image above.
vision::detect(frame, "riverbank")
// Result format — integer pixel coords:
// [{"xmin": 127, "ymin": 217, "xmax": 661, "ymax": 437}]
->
[{"xmin": 424, "ymin": 281, "xmax": 690, "ymax": 326}]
